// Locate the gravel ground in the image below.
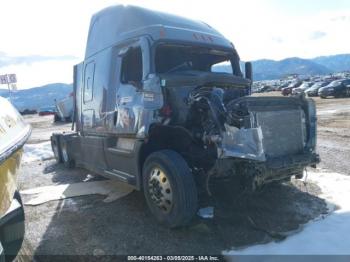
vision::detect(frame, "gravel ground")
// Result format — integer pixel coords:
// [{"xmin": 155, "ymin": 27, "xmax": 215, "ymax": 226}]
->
[
  {"xmin": 254, "ymin": 92, "xmax": 350, "ymax": 175},
  {"xmin": 315, "ymin": 97, "xmax": 350, "ymax": 175},
  {"xmin": 15, "ymin": 94, "xmax": 349, "ymax": 259},
  {"xmin": 18, "ymin": 161, "xmax": 327, "ymax": 258}
]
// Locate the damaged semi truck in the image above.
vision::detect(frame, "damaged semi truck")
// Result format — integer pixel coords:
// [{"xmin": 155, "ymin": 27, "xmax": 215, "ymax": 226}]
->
[{"xmin": 51, "ymin": 5, "xmax": 319, "ymax": 227}]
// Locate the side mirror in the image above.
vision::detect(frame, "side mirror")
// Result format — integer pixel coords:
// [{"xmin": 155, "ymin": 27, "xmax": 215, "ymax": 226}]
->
[{"xmin": 245, "ymin": 61, "xmax": 253, "ymax": 81}]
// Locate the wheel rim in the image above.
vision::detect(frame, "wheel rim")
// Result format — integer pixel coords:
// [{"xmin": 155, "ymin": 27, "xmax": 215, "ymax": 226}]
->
[
  {"xmin": 148, "ymin": 167, "xmax": 173, "ymax": 213},
  {"xmin": 61, "ymin": 143, "xmax": 69, "ymax": 162}
]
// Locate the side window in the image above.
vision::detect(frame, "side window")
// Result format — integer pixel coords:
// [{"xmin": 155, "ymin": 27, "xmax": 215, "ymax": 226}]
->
[
  {"xmin": 84, "ymin": 61, "xmax": 95, "ymax": 103},
  {"xmin": 121, "ymin": 47, "xmax": 143, "ymax": 84}
]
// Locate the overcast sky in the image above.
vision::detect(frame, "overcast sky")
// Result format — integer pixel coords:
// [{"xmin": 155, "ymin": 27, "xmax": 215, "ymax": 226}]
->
[{"xmin": 0, "ymin": 0, "xmax": 349, "ymax": 89}]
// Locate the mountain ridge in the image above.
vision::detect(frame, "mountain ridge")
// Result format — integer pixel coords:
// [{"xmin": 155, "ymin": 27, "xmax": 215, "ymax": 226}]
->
[
  {"xmin": 249, "ymin": 54, "xmax": 350, "ymax": 80},
  {"xmin": 0, "ymin": 83, "xmax": 72, "ymax": 111}
]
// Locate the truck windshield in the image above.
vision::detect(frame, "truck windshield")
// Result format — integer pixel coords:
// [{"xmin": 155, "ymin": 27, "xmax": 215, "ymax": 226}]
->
[{"xmin": 155, "ymin": 44, "xmax": 241, "ymax": 76}]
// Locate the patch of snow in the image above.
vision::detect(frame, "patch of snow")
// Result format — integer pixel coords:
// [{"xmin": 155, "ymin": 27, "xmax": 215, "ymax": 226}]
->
[
  {"xmin": 224, "ymin": 170, "xmax": 350, "ymax": 256},
  {"xmin": 198, "ymin": 207, "xmax": 214, "ymax": 219},
  {"xmin": 317, "ymin": 109, "xmax": 338, "ymax": 115},
  {"xmin": 20, "ymin": 180, "xmax": 134, "ymax": 205},
  {"xmin": 22, "ymin": 141, "xmax": 54, "ymax": 163},
  {"xmin": 83, "ymin": 174, "xmax": 95, "ymax": 182}
]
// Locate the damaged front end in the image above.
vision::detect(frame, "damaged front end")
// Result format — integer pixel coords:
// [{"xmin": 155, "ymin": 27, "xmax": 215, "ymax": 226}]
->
[
  {"xmin": 183, "ymin": 83, "xmax": 319, "ymax": 189},
  {"xmin": 220, "ymin": 96, "xmax": 319, "ymax": 188},
  {"xmin": 159, "ymin": 71, "xmax": 319, "ymax": 191}
]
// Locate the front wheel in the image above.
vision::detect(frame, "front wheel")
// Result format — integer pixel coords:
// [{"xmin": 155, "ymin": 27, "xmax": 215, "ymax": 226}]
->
[{"xmin": 143, "ymin": 150, "xmax": 198, "ymax": 228}]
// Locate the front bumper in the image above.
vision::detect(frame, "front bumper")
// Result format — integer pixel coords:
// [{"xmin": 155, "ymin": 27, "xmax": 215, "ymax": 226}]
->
[
  {"xmin": 267, "ymin": 152, "xmax": 320, "ymax": 169},
  {"xmin": 0, "ymin": 192, "xmax": 25, "ymax": 261},
  {"xmin": 246, "ymin": 152, "xmax": 320, "ymax": 189}
]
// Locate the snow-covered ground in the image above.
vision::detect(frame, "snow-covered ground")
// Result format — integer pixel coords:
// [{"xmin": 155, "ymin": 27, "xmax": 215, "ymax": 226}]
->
[
  {"xmin": 22, "ymin": 141, "xmax": 54, "ymax": 163},
  {"xmin": 225, "ymin": 170, "xmax": 350, "ymax": 256},
  {"xmin": 21, "ymin": 141, "xmax": 350, "ymax": 255}
]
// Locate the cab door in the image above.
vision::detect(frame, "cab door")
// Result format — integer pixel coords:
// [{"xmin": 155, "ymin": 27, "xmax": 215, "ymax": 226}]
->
[
  {"xmin": 114, "ymin": 41, "xmax": 147, "ymax": 136},
  {"xmin": 104, "ymin": 39, "xmax": 150, "ymax": 185}
]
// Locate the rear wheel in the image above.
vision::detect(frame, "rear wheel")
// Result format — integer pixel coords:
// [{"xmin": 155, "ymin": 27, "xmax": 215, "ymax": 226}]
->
[
  {"xmin": 60, "ymin": 139, "xmax": 75, "ymax": 168},
  {"xmin": 143, "ymin": 150, "xmax": 198, "ymax": 228}
]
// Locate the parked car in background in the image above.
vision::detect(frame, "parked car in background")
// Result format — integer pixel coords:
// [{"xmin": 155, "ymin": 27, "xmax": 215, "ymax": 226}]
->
[
  {"xmin": 38, "ymin": 106, "xmax": 56, "ymax": 116},
  {"xmin": 281, "ymin": 81, "xmax": 302, "ymax": 96},
  {"xmin": 318, "ymin": 79, "xmax": 350, "ymax": 98},
  {"xmin": 291, "ymin": 82, "xmax": 313, "ymax": 95},
  {"xmin": 305, "ymin": 81, "xmax": 330, "ymax": 97},
  {"xmin": 256, "ymin": 85, "xmax": 273, "ymax": 93},
  {"xmin": 20, "ymin": 109, "xmax": 38, "ymax": 115},
  {"xmin": 278, "ymin": 81, "xmax": 290, "ymax": 91}
]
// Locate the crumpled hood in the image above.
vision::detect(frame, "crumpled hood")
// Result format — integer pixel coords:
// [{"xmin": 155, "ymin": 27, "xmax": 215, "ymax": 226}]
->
[{"xmin": 159, "ymin": 71, "xmax": 250, "ymax": 88}]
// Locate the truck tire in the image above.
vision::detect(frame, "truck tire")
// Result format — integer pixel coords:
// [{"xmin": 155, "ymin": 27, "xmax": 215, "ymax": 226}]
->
[
  {"xmin": 143, "ymin": 150, "xmax": 198, "ymax": 228},
  {"xmin": 51, "ymin": 135, "xmax": 62, "ymax": 163},
  {"xmin": 60, "ymin": 138, "xmax": 75, "ymax": 168}
]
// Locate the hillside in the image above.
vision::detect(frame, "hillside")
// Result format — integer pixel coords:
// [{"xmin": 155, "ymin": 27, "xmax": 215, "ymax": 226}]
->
[
  {"xmin": 237, "ymin": 53, "xmax": 350, "ymax": 81},
  {"xmin": 251, "ymin": 57, "xmax": 332, "ymax": 80},
  {"xmin": 0, "ymin": 83, "xmax": 72, "ymax": 111},
  {"xmin": 312, "ymin": 54, "xmax": 350, "ymax": 72}
]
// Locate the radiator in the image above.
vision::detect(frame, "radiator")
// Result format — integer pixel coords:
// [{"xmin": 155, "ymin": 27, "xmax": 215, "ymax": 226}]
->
[{"xmin": 254, "ymin": 109, "xmax": 305, "ymax": 158}]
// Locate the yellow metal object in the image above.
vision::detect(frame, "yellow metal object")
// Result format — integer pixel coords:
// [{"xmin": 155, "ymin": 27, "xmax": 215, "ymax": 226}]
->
[
  {"xmin": 0, "ymin": 149, "xmax": 22, "ymax": 217},
  {"xmin": 0, "ymin": 97, "xmax": 31, "ymax": 218}
]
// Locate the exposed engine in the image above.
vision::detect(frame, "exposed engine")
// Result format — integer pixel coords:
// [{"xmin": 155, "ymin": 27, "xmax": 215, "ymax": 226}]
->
[{"xmin": 187, "ymin": 86, "xmax": 248, "ymax": 145}]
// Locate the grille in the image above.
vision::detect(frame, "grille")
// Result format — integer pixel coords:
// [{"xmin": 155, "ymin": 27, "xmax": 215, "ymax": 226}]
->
[{"xmin": 254, "ymin": 109, "xmax": 305, "ymax": 158}]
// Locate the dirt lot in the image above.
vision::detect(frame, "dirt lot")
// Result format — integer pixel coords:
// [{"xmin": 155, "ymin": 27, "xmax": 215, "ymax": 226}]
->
[
  {"xmin": 16, "ymin": 94, "xmax": 350, "ymax": 259},
  {"xmin": 315, "ymin": 97, "xmax": 350, "ymax": 175}
]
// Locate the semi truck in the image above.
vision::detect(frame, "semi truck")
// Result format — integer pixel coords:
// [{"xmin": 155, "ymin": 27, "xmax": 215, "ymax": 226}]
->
[{"xmin": 51, "ymin": 5, "xmax": 319, "ymax": 227}]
